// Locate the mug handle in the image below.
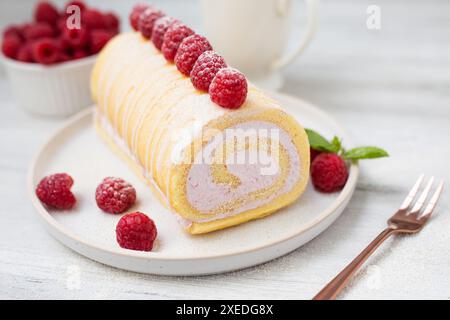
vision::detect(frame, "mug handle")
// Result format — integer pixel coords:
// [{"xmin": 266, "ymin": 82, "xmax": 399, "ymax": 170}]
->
[{"xmin": 271, "ymin": 0, "xmax": 319, "ymax": 70}]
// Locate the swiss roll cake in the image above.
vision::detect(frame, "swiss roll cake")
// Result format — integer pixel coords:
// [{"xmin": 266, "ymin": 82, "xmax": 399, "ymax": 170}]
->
[{"xmin": 91, "ymin": 32, "xmax": 310, "ymax": 234}]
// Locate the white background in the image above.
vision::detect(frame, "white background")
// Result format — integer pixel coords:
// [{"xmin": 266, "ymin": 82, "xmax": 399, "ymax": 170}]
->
[{"xmin": 0, "ymin": 0, "xmax": 449, "ymax": 299}]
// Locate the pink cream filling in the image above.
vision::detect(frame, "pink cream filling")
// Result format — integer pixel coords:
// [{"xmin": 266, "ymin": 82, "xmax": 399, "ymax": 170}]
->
[
  {"xmin": 186, "ymin": 121, "xmax": 301, "ymax": 218},
  {"xmin": 98, "ymin": 112, "xmax": 301, "ymax": 225}
]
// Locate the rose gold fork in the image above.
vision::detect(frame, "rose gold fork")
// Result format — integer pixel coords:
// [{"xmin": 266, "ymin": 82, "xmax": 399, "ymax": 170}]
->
[{"xmin": 313, "ymin": 175, "xmax": 444, "ymax": 300}]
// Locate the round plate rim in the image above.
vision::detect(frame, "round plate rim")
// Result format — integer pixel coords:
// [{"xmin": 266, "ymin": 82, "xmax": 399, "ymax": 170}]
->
[{"xmin": 28, "ymin": 93, "xmax": 359, "ymax": 262}]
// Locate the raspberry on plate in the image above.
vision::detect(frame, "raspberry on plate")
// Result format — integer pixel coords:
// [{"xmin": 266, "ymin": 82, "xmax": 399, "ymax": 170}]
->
[
  {"xmin": 190, "ymin": 51, "xmax": 227, "ymax": 91},
  {"xmin": 174, "ymin": 34, "xmax": 212, "ymax": 76},
  {"xmin": 310, "ymin": 148, "xmax": 321, "ymax": 163},
  {"xmin": 23, "ymin": 22, "xmax": 55, "ymax": 41},
  {"xmin": 89, "ymin": 29, "xmax": 115, "ymax": 54},
  {"xmin": 34, "ymin": 1, "xmax": 60, "ymax": 26},
  {"xmin": 95, "ymin": 177, "xmax": 137, "ymax": 214},
  {"xmin": 161, "ymin": 22, "xmax": 194, "ymax": 62},
  {"xmin": 1, "ymin": 35, "xmax": 22, "ymax": 59},
  {"xmin": 311, "ymin": 153, "xmax": 348, "ymax": 193},
  {"xmin": 138, "ymin": 7, "xmax": 165, "ymax": 39},
  {"xmin": 129, "ymin": 3, "xmax": 149, "ymax": 31},
  {"xmin": 151, "ymin": 16, "xmax": 178, "ymax": 50},
  {"xmin": 116, "ymin": 212, "xmax": 157, "ymax": 252},
  {"xmin": 209, "ymin": 68, "xmax": 248, "ymax": 109},
  {"xmin": 36, "ymin": 173, "xmax": 76, "ymax": 210},
  {"xmin": 31, "ymin": 38, "xmax": 60, "ymax": 65}
]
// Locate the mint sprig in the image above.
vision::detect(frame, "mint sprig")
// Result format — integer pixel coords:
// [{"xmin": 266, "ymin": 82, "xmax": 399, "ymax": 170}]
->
[
  {"xmin": 305, "ymin": 129, "xmax": 340, "ymax": 153},
  {"xmin": 331, "ymin": 136, "xmax": 342, "ymax": 153},
  {"xmin": 343, "ymin": 147, "xmax": 389, "ymax": 160},
  {"xmin": 306, "ymin": 128, "xmax": 388, "ymax": 161}
]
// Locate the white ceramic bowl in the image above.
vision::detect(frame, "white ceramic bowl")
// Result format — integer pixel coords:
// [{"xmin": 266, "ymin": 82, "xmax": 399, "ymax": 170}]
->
[{"xmin": 1, "ymin": 54, "xmax": 96, "ymax": 117}]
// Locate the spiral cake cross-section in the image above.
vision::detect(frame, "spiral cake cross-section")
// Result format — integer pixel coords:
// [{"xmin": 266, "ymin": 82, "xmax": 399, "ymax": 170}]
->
[{"xmin": 91, "ymin": 33, "xmax": 310, "ymax": 234}]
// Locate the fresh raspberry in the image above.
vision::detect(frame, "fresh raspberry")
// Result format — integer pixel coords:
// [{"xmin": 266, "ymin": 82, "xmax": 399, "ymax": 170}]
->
[
  {"xmin": 209, "ymin": 68, "xmax": 248, "ymax": 109},
  {"xmin": 89, "ymin": 29, "xmax": 114, "ymax": 54},
  {"xmin": 58, "ymin": 35, "xmax": 87, "ymax": 61},
  {"xmin": 36, "ymin": 173, "xmax": 76, "ymax": 210},
  {"xmin": 95, "ymin": 177, "xmax": 136, "ymax": 214},
  {"xmin": 161, "ymin": 22, "xmax": 194, "ymax": 62},
  {"xmin": 129, "ymin": 3, "xmax": 149, "ymax": 31},
  {"xmin": 59, "ymin": 52, "xmax": 71, "ymax": 62},
  {"xmin": 190, "ymin": 51, "xmax": 227, "ymax": 91},
  {"xmin": 1, "ymin": 35, "xmax": 22, "ymax": 59},
  {"xmin": 65, "ymin": 1, "xmax": 87, "ymax": 13},
  {"xmin": 83, "ymin": 9, "xmax": 107, "ymax": 30},
  {"xmin": 31, "ymin": 38, "xmax": 60, "ymax": 64},
  {"xmin": 138, "ymin": 7, "xmax": 165, "ymax": 39},
  {"xmin": 61, "ymin": 26, "xmax": 89, "ymax": 49},
  {"xmin": 116, "ymin": 212, "xmax": 157, "ymax": 252},
  {"xmin": 311, "ymin": 153, "xmax": 348, "ymax": 193},
  {"xmin": 103, "ymin": 12, "xmax": 120, "ymax": 32},
  {"xmin": 56, "ymin": 36, "xmax": 73, "ymax": 60},
  {"xmin": 23, "ymin": 22, "xmax": 55, "ymax": 41},
  {"xmin": 19, "ymin": 23, "xmax": 32, "ymax": 37},
  {"xmin": 151, "ymin": 16, "xmax": 178, "ymax": 50},
  {"xmin": 310, "ymin": 148, "xmax": 321, "ymax": 163},
  {"xmin": 17, "ymin": 44, "xmax": 34, "ymax": 63},
  {"xmin": 34, "ymin": 1, "xmax": 60, "ymax": 26},
  {"xmin": 174, "ymin": 34, "xmax": 212, "ymax": 76},
  {"xmin": 3, "ymin": 25, "xmax": 23, "ymax": 40},
  {"xmin": 56, "ymin": 17, "xmax": 67, "ymax": 34},
  {"xmin": 73, "ymin": 48, "xmax": 88, "ymax": 60}
]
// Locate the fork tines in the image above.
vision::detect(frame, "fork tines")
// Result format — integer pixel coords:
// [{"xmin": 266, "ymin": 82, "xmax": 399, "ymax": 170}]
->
[{"xmin": 400, "ymin": 175, "xmax": 444, "ymax": 220}]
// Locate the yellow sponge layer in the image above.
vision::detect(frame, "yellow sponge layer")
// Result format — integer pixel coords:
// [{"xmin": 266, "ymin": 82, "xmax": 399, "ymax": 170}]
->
[{"xmin": 91, "ymin": 33, "xmax": 310, "ymax": 234}]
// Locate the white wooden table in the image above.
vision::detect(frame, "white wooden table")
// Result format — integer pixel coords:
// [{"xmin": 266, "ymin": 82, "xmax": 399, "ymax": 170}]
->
[{"xmin": 0, "ymin": 0, "xmax": 449, "ymax": 300}]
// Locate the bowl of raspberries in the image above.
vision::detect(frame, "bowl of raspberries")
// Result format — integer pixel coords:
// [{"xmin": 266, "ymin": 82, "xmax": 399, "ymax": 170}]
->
[{"xmin": 0, "ymin": 1, "xmax": 120, "ymax": 117}]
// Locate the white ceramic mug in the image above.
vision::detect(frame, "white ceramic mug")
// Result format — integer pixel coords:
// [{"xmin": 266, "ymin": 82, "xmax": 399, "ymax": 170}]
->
[{"xmin": 201, "ymin": 0, "xmax": 319, "ymax": 90}]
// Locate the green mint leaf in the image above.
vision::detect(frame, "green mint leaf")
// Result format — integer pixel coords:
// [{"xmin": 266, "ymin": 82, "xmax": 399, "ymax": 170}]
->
[
  {"xmin": 305, "ymin": 129, "xmax": 340, "ymax": 153},
  {"xmin": 331, "ymin": 136, "xmax": 342, "ymax": 152},
  {"xmin": 343, "ymin": 146, "xmax": 389, "ymax": 160}
]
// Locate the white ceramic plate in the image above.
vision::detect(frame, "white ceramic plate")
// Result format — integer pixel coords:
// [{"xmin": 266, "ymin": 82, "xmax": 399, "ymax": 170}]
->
[{"xmin": 28, "ymin": 93, "xmax": 358, "ymax": 275}]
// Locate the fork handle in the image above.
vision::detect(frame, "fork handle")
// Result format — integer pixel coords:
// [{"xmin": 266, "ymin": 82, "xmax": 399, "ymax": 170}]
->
[{"xmin": 313, "ymin": 227, "xmax": 396, "ymax": 300}]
